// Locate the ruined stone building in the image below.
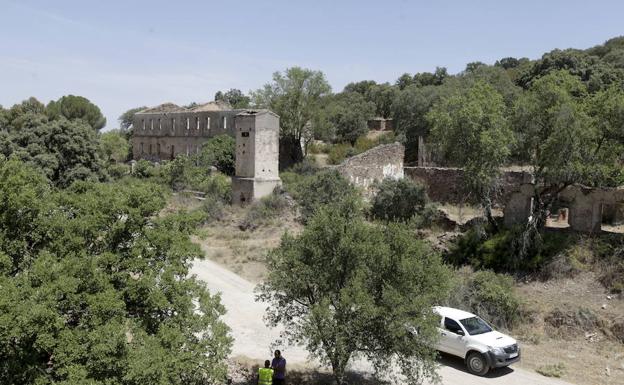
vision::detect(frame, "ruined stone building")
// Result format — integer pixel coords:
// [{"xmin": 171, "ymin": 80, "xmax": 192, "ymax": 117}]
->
[
  {"xmin": 132, "ymin": 101, "xmax": 242, "ymax": 161},
  {"xmin": 132, "ymin": 102, "xmax": 281, "ymax": 204},
  {"xmin": 231, "ymin": 110, "xmax": 281, "ymax": 204}
]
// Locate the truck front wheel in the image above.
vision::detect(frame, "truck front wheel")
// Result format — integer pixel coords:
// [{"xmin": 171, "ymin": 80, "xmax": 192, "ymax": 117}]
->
[{"xmin": 466, "ymin": 352, "xmax": 489, "ymax": 376}]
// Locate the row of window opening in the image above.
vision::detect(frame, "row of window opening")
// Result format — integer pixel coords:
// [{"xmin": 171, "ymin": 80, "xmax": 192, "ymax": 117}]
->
[
  {"xmin": 141, "ymin": 116, "xmax": 227, "ymax": 131},
  {"xmin": 139, "ymin": 143, "xmax": 201, "ymax": 156}
]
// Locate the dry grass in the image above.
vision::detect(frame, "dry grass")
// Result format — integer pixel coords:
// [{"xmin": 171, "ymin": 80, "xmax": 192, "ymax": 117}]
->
[
  {"xmin": 513, "ymin": 272, "xmax": 624, "ymax": 385},
  {"xmin": 192, "ymin": 204, "xmax": 302, "ymax": 283}
]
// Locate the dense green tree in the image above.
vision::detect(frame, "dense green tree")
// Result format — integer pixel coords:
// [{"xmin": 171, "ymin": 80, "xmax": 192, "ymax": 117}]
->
[
  {"xmin": 370, "ymin": 178, "xmax": 430, "ymax": 222},
  {"xmin": 391, "ymin": 83, "xmax": 453, "ymax": 161},
  {"xmin": 314, "ymin": 93, "xmax": 375, "ymax": 144},
  {"xmin": 288, "ymin": 170, "xmax": 361, "ymax": 222},
  {"xmin": 214, "ymin": 88, "xmax": 251, "ymax": 108},
  {"xmin": 517, "ymin": 49, "xmax": 624, "ymax": 92},
  {"xmin": 396, "ymin": 73, "xmax": 414, "ymax": 90},
  {"xmin": 495, "ymin": 57, "xmax": 522, "ymax": 69},
  {"xmin": 459, "ymin": 65, "xmax": 521, "ymax": 108},
  {"xmin": 3, "ymin": 97, "xmax": 46, "ymax": 131},
  {"xmin": 1, "ymin": 116, "xmax": 104, "ymax": 186},
  {"xmin": 197, "ymin": 134, "xmax": 236, "ymax": 175},
  {"xmin": 252, "ymin": 67, "xmax": 331, "ymax": 167},
  {"xmin": 413, "ymin": 67, "xmax": 448, "ymax": 87},
  {"xmin": 0, "ymin": 158, "xmax": 232, "ymax": 385},
  {"xmin": 464, "ymin": 61, "xmax": 487, "ymax": 73},
  {"xmin": 512, "ymin": 71, "xmax": 599, "ymax": 231},
  {"xmin": 343, "ymin": 80, "xmax": 377, "ymax": 94},
  {"xmin": 118, "ymin": 106, "xmax": 147, "ymax": 132},
  {"xmin": 258, "ymin": 204, "xmax": 451, "ymax": 385},
  {"xmin": 365, "ymin": 83, "xmax": 398, "ymax": 118},
  {"xmin": 99, "ymin": 130, "xmax": 130, "ymax": 163},
  {"xmin": 46, "ymin": 95, "xmax": 106, "ymax": 131},
  {"xmin": 428, "ymin": 82, "xmax": 512, "ymax": 227}
]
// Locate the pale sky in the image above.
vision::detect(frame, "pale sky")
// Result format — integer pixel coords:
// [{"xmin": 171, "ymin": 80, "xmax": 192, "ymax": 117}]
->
[{"xmin": 1, "ymin": 0, "xmax": 623, "ymax": 130}]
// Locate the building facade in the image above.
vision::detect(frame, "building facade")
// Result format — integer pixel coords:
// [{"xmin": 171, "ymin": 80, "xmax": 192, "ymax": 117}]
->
[
  {"xmin": 231, "ymin": 110, "xmax": 281, "ymax": 204},
  {"xmin": 132, "ymin": 102, "xmax": 242, "ymax": 161}
]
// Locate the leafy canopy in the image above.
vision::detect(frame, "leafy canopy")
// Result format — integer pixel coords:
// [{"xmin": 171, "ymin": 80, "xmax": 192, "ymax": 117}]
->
[
  {"xmin": 258, "ymin": 204, "xmax": 451, "ymax": 385},
  {"xmin": 0, "ymin": 158, "xmax": 232, "ymax": 385}
]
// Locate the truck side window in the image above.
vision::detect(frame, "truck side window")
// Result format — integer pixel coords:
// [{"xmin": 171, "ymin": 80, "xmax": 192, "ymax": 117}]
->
[{"xmin": 444, "ymin": 318, "xmax": 463, "ymax": 334}]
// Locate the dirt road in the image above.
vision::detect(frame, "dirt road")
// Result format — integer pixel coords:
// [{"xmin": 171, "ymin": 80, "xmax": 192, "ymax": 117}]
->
[{"xmin": 190, "ymin": 257, "xmax": 573, "ymax": 385}]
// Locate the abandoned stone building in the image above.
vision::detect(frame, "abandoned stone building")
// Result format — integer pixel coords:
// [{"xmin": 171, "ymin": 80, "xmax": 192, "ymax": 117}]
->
[
  {"xmin": 132, "ymin": 101, "xmax": 281, "ymax": 204},
  {"xmin": 132, "ymin": 101, "xmax": 243, "ymax": 161},
  {"xmin": 231, "ymin": 110, "xmax": 281, "ymax": 204}
]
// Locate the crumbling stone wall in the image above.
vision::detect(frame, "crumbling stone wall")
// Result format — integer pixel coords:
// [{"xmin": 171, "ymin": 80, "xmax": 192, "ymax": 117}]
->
[
  {"xmin": 404, "ymin": 167, "xmax": 531, "ymax": 205},
  {"xmin": 334, "ymin": 143, "xmax": 404, "ymax": 193},
  {"xmin": 504, "ymin": 184, "xmax": 624, "ymax": 233}
]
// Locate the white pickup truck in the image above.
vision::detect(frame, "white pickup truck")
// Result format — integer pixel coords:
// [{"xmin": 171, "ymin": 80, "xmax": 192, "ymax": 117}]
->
[{"xmin": 433, "ymin": 306, "xmax": 520, "ymax": 376}]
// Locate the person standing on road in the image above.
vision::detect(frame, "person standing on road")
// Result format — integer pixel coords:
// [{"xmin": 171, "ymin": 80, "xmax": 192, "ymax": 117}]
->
[
  {"xmin": 271, "ymin": 350, "xmax": 286, "ymax": 385},
  {"xmin": 257, "ymin": 360, "xmax": 273, "ymax": 385}
]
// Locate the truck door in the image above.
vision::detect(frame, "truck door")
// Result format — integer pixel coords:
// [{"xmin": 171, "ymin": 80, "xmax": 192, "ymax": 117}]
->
[{"xmin": 440, "ymin": 317, "xmax": 467, "ymax": 356}]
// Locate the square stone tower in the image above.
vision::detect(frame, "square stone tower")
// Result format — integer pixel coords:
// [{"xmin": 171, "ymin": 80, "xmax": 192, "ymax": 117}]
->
[{"xmin": 231, "ymin": 110, "xmax": 281, "ymax": 204}]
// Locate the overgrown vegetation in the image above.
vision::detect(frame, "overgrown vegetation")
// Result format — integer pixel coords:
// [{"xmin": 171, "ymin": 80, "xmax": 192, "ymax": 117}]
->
[
  {"xmin": 0, "ymin": 158, "xmax": 232, "ymax": 384},
  {"xmin": 282, "ymin": 169, "xmax": 361, "ymax": 222},
  {"xmin": 447, "ymin": 268, "xmax": 522, "ymax": 330},
  {"xmin": 370, "ymin": 178, "xmax": 431, "ymax": 222},
  {"xmin": 239, "ymin": 189, "xmax": 290, "ymax": 231},
  {"xmin": 258, "ymin": 202, "xmax": 452, "ymax": 385}
]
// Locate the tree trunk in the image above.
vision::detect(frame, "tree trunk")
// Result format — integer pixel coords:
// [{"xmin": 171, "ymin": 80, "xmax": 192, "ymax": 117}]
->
[
  {"xmin": 331, "ymin": 358, "xmax": 347, "ymax": 385},
  {"xmin": 278, "ymin": 135, "xmax": 303, "ymax": 171}
]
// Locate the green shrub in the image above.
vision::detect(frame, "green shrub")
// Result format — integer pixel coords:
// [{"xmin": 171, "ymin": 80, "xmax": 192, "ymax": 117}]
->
[
  {"xmin": 327, "ymin": 143, "xmax": 355, "ymax": 165},
  {"xmin": 239, "ymin": 190, "xmax": 290, "ymax": 231},
  {"xmin": 447, "ymin": 226, "xmax": 576, "ymax": 274},
  {"xmin": 197, "ymin": 135, "xmax": 235, "ymax": 175},
  {"xmin": 447, "ymin": 268, "xmax": 522, "ymax": 330},
  {"xmin": 106, "ymin": 163, "xmax": 130, "ymax": 179},
  {"xmin": 133, "ymin": 159, "xmax": 156, "ymax": 178},
  {"xmin": 287, "ymin": 157, "xmax": 319, "ymax": 176},
  {"xmin": 370, "ymin": 178, "xmax": 429, "ymax": 222},
  {"xmin": 353, "ymin": 136, "xmax": 376, "ymax": 153},
  {"xmin": 291, "ymin": 170, "xmax": 361, "ymax": 222},
  {"xmin": 196, "ymin": 173, "xmax": 232, "ymax": 203},
  {"xmin": 202, "ymin": 194, "xmax": 226, "ymax": 224},
  {"xmin": 307, "ymin": 141, "xmax": 330, "ymax": 154}
]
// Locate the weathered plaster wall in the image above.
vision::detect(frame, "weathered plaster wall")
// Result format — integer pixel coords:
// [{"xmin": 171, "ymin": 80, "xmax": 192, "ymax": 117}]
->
[
  {"xmin": 333, "ymin": 142, "xmax": 404, "ymax": 192},
  {"xmin": 404, "ymin": 167, "xmax": 532, "ymax": 205},
  {"xmin": 504, "ymin": 184, "xmax": 624, "ymax": 233},
  {"xmin": 132, "ymin": 110, "xmax": 240, "ymax": 161}
]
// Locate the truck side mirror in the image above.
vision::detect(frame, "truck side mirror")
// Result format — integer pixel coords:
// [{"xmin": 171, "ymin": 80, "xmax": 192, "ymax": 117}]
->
[{"xmin": 456, "ymin": 329, "xmax": 465, "ymax": 336}]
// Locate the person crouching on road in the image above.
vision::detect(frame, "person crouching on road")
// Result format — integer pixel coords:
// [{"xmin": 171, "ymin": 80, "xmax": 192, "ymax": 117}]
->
[
  {"xmin": 271, "ymin": 350, "xmax": 286, "ymax": 385},
  {"xmin": 258, "ymin": 360, "xmax": 273, "ymax": 385}
]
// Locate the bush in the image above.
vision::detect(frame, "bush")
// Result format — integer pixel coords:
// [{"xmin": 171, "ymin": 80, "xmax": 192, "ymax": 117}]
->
[
  {"xmin": 287, "ymin": 157, "xmax": 319, "ymax": 176},
  {"xmin": 447, "ymin": 268, "xmax": 522, "ymax": 330},
  {"xmin": 307, "ymin": 141, "xmax": 330, "ymax": 154},
  {"xmin": 447, "ymin": 226, "xmax": 576, "ymax": 274},
  {"xmin": 290, "ymin": 170, "xmax": 361, "ymax": 222},
  {"xmin": 133, "ymin": 159, "xmax": 156, "ymax": 178},
  {"xmin": 106, "ymin": 163, "xmax": 130, "ymax": 179},
  {"xmin": 198, "ymin": 135, "xmax": 235, "ymax": 175},
  {"xmin": 327, "ymin": 143, "xmax": 355, "ymax": 165},
  {"xmin": 370, "ymin": 178, "xmax": 429, "ymax": 222},
  {"xmin": 353, "ymin": 136, "xmax": 376, "ymax": 153},
  {"xmin": 239, "ymin": 190, "xmax": 290, "ymax": 231},
  {"xmin": 196, "ymin": 173, "xmax": 232, "ymax": 203},
  {"xmin": 202, "ymin": 194, "xmax": 226, "ymax": 224}
]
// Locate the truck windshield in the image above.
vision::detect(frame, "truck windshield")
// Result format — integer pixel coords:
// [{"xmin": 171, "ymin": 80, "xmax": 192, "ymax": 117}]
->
[{"xmin": 460, "ymin": 316, "xmax": 492, "ymax": 335}]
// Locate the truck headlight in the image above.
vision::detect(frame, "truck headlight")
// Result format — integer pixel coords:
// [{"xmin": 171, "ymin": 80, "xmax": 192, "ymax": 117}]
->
[{"xmin": 489, "ymin": 347, "xmax": 504, "ymax": 355}]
